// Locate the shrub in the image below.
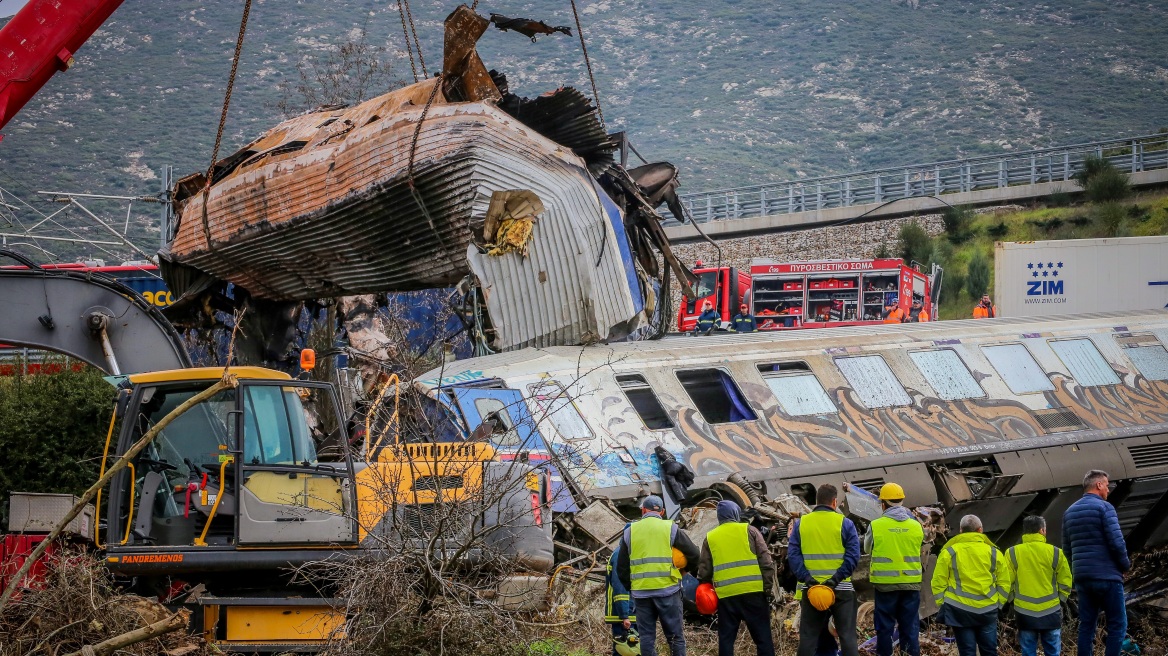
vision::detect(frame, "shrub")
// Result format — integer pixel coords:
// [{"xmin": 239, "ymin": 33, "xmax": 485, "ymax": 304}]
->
[
  {"xmin": 897, "ymin": 220, "xmax": 932, "ymax": 265},
  {"xmin": 987, "ymin": 221, "xmax": 1009, "ymax": 239},
  {"xmin": 1048, "ymin": 186, "xmax": 1072, "ymax": 207},
  {"xmin": 1095, "ymin": 202, "xmax": 1126, "ymax": 237},
  {"xmin": 1076, "ymin": 155, "xmax": 1130, "ymax": 203},
  {"xmin": 873, "ymin": 242, "xmax": 891, "ymax": 259},
  {"xmin": 0, "ymin": 363, "xmax": 115, "ymax": 526},
  {"xmin": 941, "ymin": 205, "xmax": 975, "ymax": 244},
  {"xmin": 966, "ymin": 251, "xmax": 991, "ymax": 300}
]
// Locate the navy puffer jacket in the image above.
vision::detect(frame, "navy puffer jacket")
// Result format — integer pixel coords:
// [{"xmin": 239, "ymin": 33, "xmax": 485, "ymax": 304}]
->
[{"xmin": 1061, "ymin": 493, "xmax": 1130, "ymax": 583}]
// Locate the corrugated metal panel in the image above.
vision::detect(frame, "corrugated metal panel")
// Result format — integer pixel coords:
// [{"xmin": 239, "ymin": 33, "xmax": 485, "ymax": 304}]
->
[{"xmin": 464, "ymin": 152, "xmax": 640, "ymax": 351}]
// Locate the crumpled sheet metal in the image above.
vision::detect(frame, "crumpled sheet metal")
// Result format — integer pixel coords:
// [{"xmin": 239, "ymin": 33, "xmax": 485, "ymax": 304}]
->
[
  {"xmin": 465, "ymin": 153, "xmax": 645, "ymax": 351},
  {"xmin": 165, "ymin": 85, "xmax": 598, "ymax": 301}
]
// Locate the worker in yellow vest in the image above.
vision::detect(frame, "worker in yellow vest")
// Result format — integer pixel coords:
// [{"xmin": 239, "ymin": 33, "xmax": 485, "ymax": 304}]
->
[
  {"xmin": 931, "ymin": 515, "xmax": 1014, "ymax": 656},
  {"xmin": 1008, "ymin": 516, "xmax": 1072, "ymax": 656},
  {"xmin": 862, "ymin": 483, "xmax": 924, "ymax": 656},
  {"xmin": 696, "ymin": 500, "xmax": 776, "ymax": 656},
  {"xmin": 617, "ymin": 495, "xmax": 701, "ymax": 656},
  {"xmin": 787, "ymin": 484, "xmax": 861, "ymax": 656}
]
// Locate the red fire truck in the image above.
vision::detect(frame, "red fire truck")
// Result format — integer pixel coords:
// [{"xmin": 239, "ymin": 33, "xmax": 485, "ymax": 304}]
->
[{"xmin": 678, "ymin": 258, "xmax": 942, "ymax": 332}]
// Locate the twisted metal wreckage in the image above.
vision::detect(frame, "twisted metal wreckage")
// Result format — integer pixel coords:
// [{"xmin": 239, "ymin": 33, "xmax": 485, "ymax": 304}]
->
[{"xmin": 159, "ymin": 4, "xmax": 697, "ymax": 359}]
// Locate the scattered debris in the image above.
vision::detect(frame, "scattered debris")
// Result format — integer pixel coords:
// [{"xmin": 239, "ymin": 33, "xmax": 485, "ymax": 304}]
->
[
  {"xmin": 483, "ymin": 190, "xmax": 544, "ymax": 257},
  {"xmin": 488, "ymin": 13, "xmax": 572, "ymax": 41}
]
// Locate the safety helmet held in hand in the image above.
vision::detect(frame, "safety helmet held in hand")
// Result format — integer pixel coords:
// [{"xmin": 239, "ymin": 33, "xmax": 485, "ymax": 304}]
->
[
  {"xmin": 695, "ymin": 581, "xmax": 718, "ymax": 615},
  {"xmin": 614, "ymin": 629, "xmax": 641, "ymax": 656},
  {"xmin": 672, "ymin": 547, "xmax": 687, "ymax": 570},
  {"xmin": 807, "ymin": 584, "xmax": 835, "ymax": 611}
]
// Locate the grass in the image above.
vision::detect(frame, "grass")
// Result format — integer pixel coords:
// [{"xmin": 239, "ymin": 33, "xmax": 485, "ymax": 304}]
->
[{"xmin": 934, "ymin": 190, "xmax": 1168, "ymax": 320}]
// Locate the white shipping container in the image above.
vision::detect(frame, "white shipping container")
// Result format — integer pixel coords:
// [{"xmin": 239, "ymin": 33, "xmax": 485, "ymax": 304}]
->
[{"xmin": 994, "ymin": 236, "xmax": 1168, "ymax": 317}]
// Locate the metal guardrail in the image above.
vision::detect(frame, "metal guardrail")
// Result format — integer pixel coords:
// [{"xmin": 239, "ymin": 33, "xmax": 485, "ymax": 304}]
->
[{"xmin": 668, "ymin": 132, "xmax": 1168, "ymax": 225}]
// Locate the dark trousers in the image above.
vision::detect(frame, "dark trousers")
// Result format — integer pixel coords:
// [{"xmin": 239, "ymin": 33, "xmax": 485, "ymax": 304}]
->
[
  {"xmin": 873, "ymin": 590, "xmax": 920, "ymax": 656},
  {"xmin": 716, "ymin": 592, "xmax": 775, "ymax": 656},
  {"xmin": 797, "ymin": 589, "xmax": 858, "ymax": 656},
  {"xmin": 1076, "ymin": 580, "xmax": 1127, "ymax": 656},
  {"xmin": 635, "ymin": 591, "xmax": 686, "ymax": 656},
  {"xmin": 815, "ymin": 629, "xmax": 838, "ymax": 656},
  {"xmin": 953, "ymin": 623, "xmax": 997, "ymax": 656}
]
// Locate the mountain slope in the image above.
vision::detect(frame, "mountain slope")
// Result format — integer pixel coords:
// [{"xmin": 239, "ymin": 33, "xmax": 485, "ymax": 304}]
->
[{"xmin": 1, "ymin": 0, "xmax": 1166, "ymax": 261}]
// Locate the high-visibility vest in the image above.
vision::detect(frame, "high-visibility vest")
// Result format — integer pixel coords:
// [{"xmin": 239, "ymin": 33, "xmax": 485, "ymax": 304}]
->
[
  {"xmin": 1007, "ymin": 534, "xmax": 1071, "ymax": 619},
  {"xmin": 884, "ymin": 308, "xmax": 905, "ymax": 324},
  {"xmin": 706, "ymin": 522, "xmax": 764, "ymax": 598},
  {"xmin": 933, "ymin": 533, "xmax": 1010, "ymax": 614},
  {"xmin": 605, "ymin": 553, "xmax": 636, "ymax": 623},
  {"xmin": 797, "ymin": 510, "xmax": 850, "ymax": 589},
  {"xmin": 628, "ymin": 517, "xmax": 681, "ymax": 592},
  {"xmin": 973, "ymin": 304, "xmax": 997, "ymax": 319},
  {"xmin": 869, "ymin": 515, "xmax": 924, "ymax": 585},
  {"xmin": 918, "ymin": 310, "xmax": 929, "ymax": 322}
]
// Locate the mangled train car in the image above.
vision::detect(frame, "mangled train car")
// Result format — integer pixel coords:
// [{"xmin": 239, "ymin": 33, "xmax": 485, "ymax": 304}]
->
[
  {"xmin": 410, "ymin": 309, "xmax": 1168, "ymax": 588},
  {"xmin": 160, "ymin": 5, "xmax": 694, "ymax": 353}
]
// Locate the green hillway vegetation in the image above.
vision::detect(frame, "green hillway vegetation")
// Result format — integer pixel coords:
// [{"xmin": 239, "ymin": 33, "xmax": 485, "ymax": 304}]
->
[{"xmin": 882, "ymin": 157, "xmax": 1168, "ymax": 320}]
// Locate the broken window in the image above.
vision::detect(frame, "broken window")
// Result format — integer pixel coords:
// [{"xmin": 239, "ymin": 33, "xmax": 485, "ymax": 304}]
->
[
  {"xmin": 982, "ymin": 343, "xmax": 1054, "ymax": 394},
  {"xmin": 1049, "ymin": 338, "xmax": 1120, "ymax": 387},
  {"xmin": 834, "ymin": 355, "xmax": 912, "ymax": 408},
  {"xmin": 528, "ymin": 381, "xmax": 593, "ymax": 441},
  {"xmin": 1124, "ymin": 344, "xmax": 1168, "ymax": 381},
  {"xmin": 909, "ymin": 349, "xmax": 985, "ymax": 400},
  {"xmin": 471, "ymin": 397, "xmax": 523, "ymax": 447},
  {"xmin": 675, "ymin": 369, "xmax": 757, "ymax": 424},
  {"xmin": 758, "ymin": 362, "xmax": 836, "ymax": 416},
  {"xmin": 616, "ymin": 374, "xmax": 674, "ymax": 430}
]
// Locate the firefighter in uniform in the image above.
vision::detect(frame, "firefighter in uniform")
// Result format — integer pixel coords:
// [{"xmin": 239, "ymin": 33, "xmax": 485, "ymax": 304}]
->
[
  {"xmin": 1007, "ymin": 516, "xmax": 1072, "ymax": 656},
  {"xmin": 931, "ymin": 515, "xmax": 1014, "ymax": 656},
  {"xmin": 863, "ymin": 483, "xmax": 924, "ymax": 656},
  {"xmin": 788, "ymin": 484, "xmax": 861, "ymax": 656},
  {"xmin": 617, "ymin": 496, "xmax": 701, "ymax": 656},
  {"xmin": 697, "ymin": 500, "xmax": 775, "ymax": 656},
  {"xmin": 730, "ymin": 303, "xmax": 758, "ymax": 333},
  {"xmin": 607, "ymin": 544, "xmax": 639, "ymax": 656},
  {"xmin": 695, "ymin": 301, "xmax": 720, "ymax": 336}
]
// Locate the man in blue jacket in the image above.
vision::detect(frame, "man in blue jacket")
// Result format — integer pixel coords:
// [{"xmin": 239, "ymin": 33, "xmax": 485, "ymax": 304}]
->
[
  {"xmin": 607, "ymin": 545, "xmax": 637, "ymax": 656},
  {"xmin": 1062, "ymin": 470, "xmax": 1130, "ymax": 656},
  {"xmin": 788, "ymin": 484, "xmax": 861, "ymax": 656}
]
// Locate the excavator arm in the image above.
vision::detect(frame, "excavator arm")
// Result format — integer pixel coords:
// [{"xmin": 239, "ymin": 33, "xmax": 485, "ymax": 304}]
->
[
  {"xmin": 0, "ymin": 0, "xmax": 127, "ymax": 135},
  {"xmin": 0, "ymin": 249, "xmax": 190, "ymax": 375}
]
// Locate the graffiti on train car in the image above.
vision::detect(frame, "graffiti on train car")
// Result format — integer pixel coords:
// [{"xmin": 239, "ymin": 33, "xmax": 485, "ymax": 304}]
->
[{"xmin": 588, "ymin": 365, "xmax": 1168, "ymax": 485}]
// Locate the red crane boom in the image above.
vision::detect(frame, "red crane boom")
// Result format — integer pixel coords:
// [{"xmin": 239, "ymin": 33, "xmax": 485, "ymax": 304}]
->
[{"xmin": 0, "ymin": 0, "xmax": 127, "ymax": 138}]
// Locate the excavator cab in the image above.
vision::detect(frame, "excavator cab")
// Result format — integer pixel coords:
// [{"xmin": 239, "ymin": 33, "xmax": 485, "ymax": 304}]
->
[{"xmin": 104, "ymin": 367, "xmax": 358, "ymax": 575}]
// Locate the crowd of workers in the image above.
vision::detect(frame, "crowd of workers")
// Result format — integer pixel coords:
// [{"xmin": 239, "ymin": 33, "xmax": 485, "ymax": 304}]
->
[{"xmin": 606, "ymin": 469, "xmax": 1131, "ymax": 656}]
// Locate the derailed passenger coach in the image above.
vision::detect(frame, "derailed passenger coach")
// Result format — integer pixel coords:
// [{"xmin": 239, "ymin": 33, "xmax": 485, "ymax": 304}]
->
[{"xmin": 414, "ymin": 310, "xmax": 1168, "ymax": 552}]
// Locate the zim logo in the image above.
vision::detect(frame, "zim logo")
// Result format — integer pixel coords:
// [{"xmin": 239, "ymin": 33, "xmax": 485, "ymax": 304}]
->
[{"xmin": 1026, "ymin": 261, "xmax": 1065, "ymax": 297}]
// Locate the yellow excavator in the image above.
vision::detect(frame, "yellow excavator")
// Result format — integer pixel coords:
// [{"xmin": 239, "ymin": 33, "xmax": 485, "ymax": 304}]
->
[{"xmin": 0, "ymin": 252, "xmax": 553, "ymax": 652}]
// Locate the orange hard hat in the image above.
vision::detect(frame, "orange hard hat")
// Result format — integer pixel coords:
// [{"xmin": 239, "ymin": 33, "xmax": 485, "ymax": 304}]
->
[
  {"xmin": 808, "ymin": 584, "xmax": 835, "ymax": 611},
  {"xmin": 695, "ymin": 582, "xmax": 718, "ymax": 615},
  {"xmin": 672, "ymin": 547, "xmax": 687, "ymax": 570}
]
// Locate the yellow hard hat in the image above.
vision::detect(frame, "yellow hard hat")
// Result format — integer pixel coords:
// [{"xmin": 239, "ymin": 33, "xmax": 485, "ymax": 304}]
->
[
  {"xmin": 878, "ymin": 482, "xmax": 906, "ymax": 502},
  {"xmin": 807, "ymin": 584, "xmax": 835, "ymax": 611},
  {"xmin": 672, "ymin": 547, "xmax": 687, "ymax": 570}
]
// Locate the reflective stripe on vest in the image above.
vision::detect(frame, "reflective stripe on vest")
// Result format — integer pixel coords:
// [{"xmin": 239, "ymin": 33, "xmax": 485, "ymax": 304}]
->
[
  {"xmin": 938, "ymin": 544, "xmax": 1005, "ymax": 614},
  {"xmin": 870, "ymin": 515, "xmax": 924, "ymax": 585},
  {"xmin": 605, "ymin": 559, "xmax": 637, "ymax": 623},
  {"xmin": 798, "ymin": 510, "xmax": 849, "ymax": 585},
  {"xmin": 1008, "ymin": 543, "xmax": 1064, "ymax": 618},
  {"xmin": 628, "ymin": 517, "xmax": 680, "ymax": 592},
  {"xmin": 707, "ymin": 522, "xmax": 764, "ymax": 598}
]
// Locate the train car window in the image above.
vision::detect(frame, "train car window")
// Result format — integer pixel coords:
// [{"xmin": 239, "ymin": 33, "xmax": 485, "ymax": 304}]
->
[
  {"xmin": 1123, "ymin": 344, "xmax": 1168, "ymax": 380},
  {"xmin": 758, "ymin": 362, "xmax": 837, "ymax": 416},
  {"xmin": 1049, "ymin": 338, "xmax": 1120, "ymax": 387},
  {"xmin": 908, "ymin": 349, "xmax": 985, "ymax": 400},
  {"xmin": 834, "ymin": 356, "xmax": 912, "ymax": 408},
  {"xmin": 982, "ymin": 343, "xmax": 1054, "ymax": 394},
  {"xmin": 528, "ymin": 381, "xmax": 593, "ymax": 441},
  {"xmin": 675, "ymin": 369, "xmax": 758, "ymax": 424},
  {"xmin": 616, "ymin": 374, "xmax": 674, "ymax": 430}
]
